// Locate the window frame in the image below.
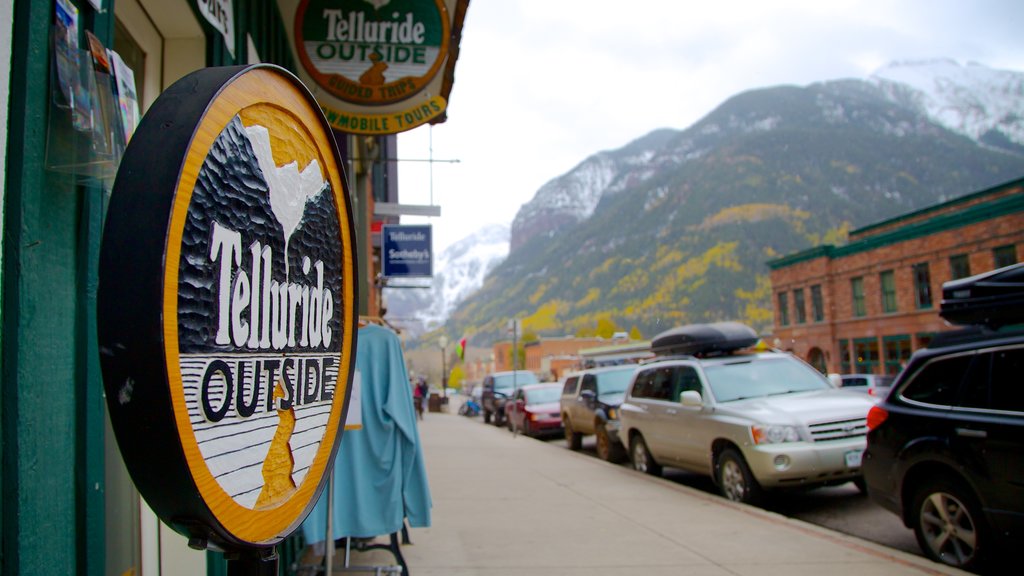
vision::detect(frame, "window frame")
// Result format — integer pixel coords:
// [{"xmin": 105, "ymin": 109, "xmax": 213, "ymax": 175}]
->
[
  {"xmin": 777, "ymin": 291, "xmax": 790, "ymax": 326},
  {"xmin": 880, "ymin": 270, "xmax": 897, "ymax": 314},
  {"xmin": 810, "ymin": 284, "xmax": 824, "ymax": 322},
  {"xmin": 793, "ymin": 288, "xmax": 806, "ymax": 324},
  {"xmin": 912, "ymin": 262, "xmax": 932, "ymax": 310},
  {"xmin": 949, "ymin": 254, "xmax": 971, "ymax": 280},
  {"xmin": 851, "ymin": 277, "xmax": 866, "ymax": 318},
  {"xmin": 993, "ymin": 244, "xmax": 1018, "ymax": 269}
]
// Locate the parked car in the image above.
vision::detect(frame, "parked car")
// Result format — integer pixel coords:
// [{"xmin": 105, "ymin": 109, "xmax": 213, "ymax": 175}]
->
[
  {"xmin": 559, "ymin": 365, "xmax": 637, "ymax": 462},
  {"xmin": 836, "ymin": 373, "xmax": 896, "ymax": 400},
  {"xmin": 619, "ymin": 321, "xmax": 875, "ymax": 505},
  {"xmin": 481, "ymin": 370, "xmax": 539, "ymax": 426},
  {"xmin": 503, "ymin": 383, "xmax": 563, "ymax": 438},
  {"xmin": 863, "ymin": 264, "xmax": 1024, "ymax": 572}
]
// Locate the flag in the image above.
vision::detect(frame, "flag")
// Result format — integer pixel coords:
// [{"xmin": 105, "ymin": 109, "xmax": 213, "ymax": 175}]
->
[{"xmin": 457, "ymin": 337, "xmax": 466, "ymax": 361}]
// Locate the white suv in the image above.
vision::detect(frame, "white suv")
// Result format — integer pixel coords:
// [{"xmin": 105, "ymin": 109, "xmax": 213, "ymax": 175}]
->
[{"xmin": 619, "ymin": 323, "xmax": 874, "ymax": 505}]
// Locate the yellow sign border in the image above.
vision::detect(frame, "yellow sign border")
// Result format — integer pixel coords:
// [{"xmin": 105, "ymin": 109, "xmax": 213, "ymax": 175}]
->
[{"xmin": 162, "ymin": 67, "xmax": 356, "ymax": 544}]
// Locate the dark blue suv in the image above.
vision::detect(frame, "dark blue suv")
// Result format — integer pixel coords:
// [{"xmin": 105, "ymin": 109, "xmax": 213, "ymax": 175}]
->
[{"xmin": 863, "ymin": 264, "xmax": 1024, "ymax": 573}]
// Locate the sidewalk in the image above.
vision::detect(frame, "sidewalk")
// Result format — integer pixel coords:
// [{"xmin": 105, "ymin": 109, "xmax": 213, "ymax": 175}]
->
[{"xmin": 373, "ymin": 410, "xmax": 968, "ymax": 575}]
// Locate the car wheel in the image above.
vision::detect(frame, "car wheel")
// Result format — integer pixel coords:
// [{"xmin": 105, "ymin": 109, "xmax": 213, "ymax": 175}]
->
[
  {"xmin": 494, "ymin": 409, "xmax": 504, "ymax": 427},
  {"xmin": 483, "ymin": 410, "xmax": 491, "ymax": 424},
  {"xmin": 506, "ymin": 414, "xmax": 513, "ymax": 431},
  {"xmin": 521, "ymin": 419, "xmax": 531, "ymax": 437},
  {"xmin": 852, "ymin": 477, "xmax": 868, "ymax": 495},
  {"xmin": 596, "ymin": 423, "xmax": 626, "ymax": 463},
  {"xmin": 629, "ymin": 435, "xmax": 661, "ymax": 476},
  {"xmin": 717, "ymin": 448, "xmax": 762, "ymax": 505},
  {"xmin": 564, "ymin": 418, "xmax": 582, "ymax": 450},
  {"xmin": 910, "ymin": 475, "xmax": 988, "ymax": 571}
]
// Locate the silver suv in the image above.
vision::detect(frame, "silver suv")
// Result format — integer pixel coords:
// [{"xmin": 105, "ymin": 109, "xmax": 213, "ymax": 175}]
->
[{"xmin": 620, "ymin": 337, "xmax": 874, "ymax": 504}]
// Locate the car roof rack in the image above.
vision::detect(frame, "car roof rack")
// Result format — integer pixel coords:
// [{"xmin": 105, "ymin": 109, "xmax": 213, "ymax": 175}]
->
[
  {"xmin": 928, "ymin": 323, "xmax": 1024, "ymax": 349},
  {"xmin": 650, "ymin": 321, "xmax": 759, "ymax": 357},
  {"xmin": 940, "ymin": 262, "xmax": 1024, "ymax": 328}
]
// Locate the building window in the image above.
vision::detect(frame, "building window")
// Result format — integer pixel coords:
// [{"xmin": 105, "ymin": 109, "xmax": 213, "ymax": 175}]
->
[
  {"xmin": 854, "ymin": 338, "xmax": 880, "ymax": 373},
  {"xmin": 777, "ymin": 292, "xmax": 790, "ymax": 326},
  {"xmin": 838, "ymin": 339, "xmax": 851, "ymax": 373},
  {"xmin": 916, "ymin": 332, "xmax": 936, "ymax": 349},
  {"xmin": 949, "ymin": 254, "xmax": 971, "ymax": 280},
  {"xmin": 810, "ymin": 285, "xmax": 824, "ymax": 322},
  {"xmin": 883, "ymin": 335, "xmax": 912, "ymax": 375},
  {"xmin": 993, "ymin": 244, "xmax": 1017, "ymax": 269},
  {"xmin": 793, "ymin": 288, "xmax": 806, "ymax": 324},
  {"xmin": 851, "ymin": 277, "xmax": 866, "ymax": 317},
  {"xmin": 913, "ymin": 263, "xmax": 932, "ymax": 309},
  {"xmin": 880, "ymin": 270, "xmax": 897, "ymax": 313}
]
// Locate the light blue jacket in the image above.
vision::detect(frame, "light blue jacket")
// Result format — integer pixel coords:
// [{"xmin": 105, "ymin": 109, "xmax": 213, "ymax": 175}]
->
[{"xmin": 301, "ymin": 324, "xmax": 432, "ymax": 542}]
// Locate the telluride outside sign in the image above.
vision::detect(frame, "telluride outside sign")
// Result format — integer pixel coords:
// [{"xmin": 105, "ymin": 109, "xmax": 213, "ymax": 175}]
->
[
  {"xmin": 288, "ymin": 0, "xmax": 452, "ymax": 134},
  {"xmin": 97, "ymin": 65, "xmax": 358, "ymax": 554}
]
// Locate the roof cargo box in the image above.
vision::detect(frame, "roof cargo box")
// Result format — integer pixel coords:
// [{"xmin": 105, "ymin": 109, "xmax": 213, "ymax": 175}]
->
[
  {"xmin": 651, "ymin": 321, "xmax": 758, "ymax": 357},
  {"xmin": 940, "ymin": 263, "xmax": 1024, "ymax": 328}
]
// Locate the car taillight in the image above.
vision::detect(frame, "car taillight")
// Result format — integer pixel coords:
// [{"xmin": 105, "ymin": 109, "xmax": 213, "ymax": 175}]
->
[{"xmin": 866, "ymin": 405, "xmax": 888, "ymax": 431}]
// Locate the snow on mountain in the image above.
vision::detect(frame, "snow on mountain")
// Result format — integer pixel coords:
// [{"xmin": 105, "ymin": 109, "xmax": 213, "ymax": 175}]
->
[
  {"xmin": 870, "ymin": 59, "xmax": 1024, "ymax": 146},
  {"xmin": 383, "ymin": 224, "xmax": 509, "ymax": 336}
]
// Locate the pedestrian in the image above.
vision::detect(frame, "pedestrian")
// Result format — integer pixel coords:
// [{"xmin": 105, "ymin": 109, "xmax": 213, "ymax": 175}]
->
[
  {"xmin": 416, "ymin": 378, "xmax": 429, "ymax": 417},
  {"xmin": 413, "ymin": 378, "xmax": 424, "ymax": 420}
]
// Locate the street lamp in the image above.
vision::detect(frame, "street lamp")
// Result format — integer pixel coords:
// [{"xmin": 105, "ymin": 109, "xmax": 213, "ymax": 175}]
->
[{"xmin": 438, "ymin": 335, "xmax": 448, "ymax": 400}]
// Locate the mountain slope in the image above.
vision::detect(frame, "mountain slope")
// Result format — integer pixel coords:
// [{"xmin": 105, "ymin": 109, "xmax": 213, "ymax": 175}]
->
[
  {"xmin": 384, "ymin": 224, "xmax": 509, "ymax": 338},
  {"xmin": 445, "ymin": 62, "xmax": 1024, "ymax": 346}
]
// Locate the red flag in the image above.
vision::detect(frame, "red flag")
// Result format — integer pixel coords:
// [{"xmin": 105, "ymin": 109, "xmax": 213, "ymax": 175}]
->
[{"xmin": 457, "ymin": 337, "xmax": 466, "ymax": 360}]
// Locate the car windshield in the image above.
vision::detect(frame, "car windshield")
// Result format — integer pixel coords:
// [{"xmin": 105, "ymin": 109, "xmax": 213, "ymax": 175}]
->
[
  {"xmin": 493, "ymin": 371, "xmax": 539, "ymax": 392},
  {"xmin": 596, "ymin": 367, "xmax": 635, "ymax": 396},
  {"xmin": 526, "ymin": 386, "xmax": 561, "ymax": 405},
  {"xmin": 703, "ymin": 356, "xmax": 831, "ymax": 402}
]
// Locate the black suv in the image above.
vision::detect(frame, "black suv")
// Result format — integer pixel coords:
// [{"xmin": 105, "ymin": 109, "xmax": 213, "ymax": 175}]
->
[
  {"xmin": 559, "ymin": 365, "xmax": 637, "ymax": 462},
  {"xmin": 862, "ymin": 264, "xmax": 1024, "ymax": 573},
  {"xmin": 480, "ymin": 370, "xmax": 539, "ymax": 426}
]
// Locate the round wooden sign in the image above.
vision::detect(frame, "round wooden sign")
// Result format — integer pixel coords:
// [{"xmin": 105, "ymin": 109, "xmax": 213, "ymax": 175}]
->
[{"xmin": 98, "ymin": 65, "xmax": 358, "ymax": 550}]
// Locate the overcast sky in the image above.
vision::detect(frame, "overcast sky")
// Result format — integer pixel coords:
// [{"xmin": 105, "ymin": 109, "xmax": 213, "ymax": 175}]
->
[{"xmin": 395, "ymin": 0, "xmax": 1024, "ymax": 255}]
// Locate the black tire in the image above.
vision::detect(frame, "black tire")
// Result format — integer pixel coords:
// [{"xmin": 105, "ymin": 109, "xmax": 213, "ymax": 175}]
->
[
  {"xmin": 483, "ymin": 410, "xmax": 492, "ymax": 424},
  {"xmin": 716, "ymin": 448, "xmax": 763, "ymax": 505},
  {"xmin": 629, "ymin": 434, "xmax": 661, "ymax": 476},
  {"xmin": 493, "ymin": 408, "xmax": 505, "ymax": 427},
  {"xmin": 596, "ymin": 423, "xmax": 627, "ymax": 463},
  {"xmin": 564, "ymin": 418, "xmax": 582, "ymax": 450},
  {"xmin": 909, "ymin": 475, "xmax": 989, "ymax": 572},
  {"xmin": 852, "ymin": 477, "xmax": 868, "ymax": 495},
  {"xmin": 521, "ymin": 418, "xmax": 532, "ymax": 437}
]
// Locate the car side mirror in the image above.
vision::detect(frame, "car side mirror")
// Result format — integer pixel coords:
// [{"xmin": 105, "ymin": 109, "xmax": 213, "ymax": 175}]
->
[
  {"xmin": 827, "ymin": 373, "xmax": 842, "ymax": 388},
  {"xmin": 680, "ymin": 390, "xmax": 702, "ymax": 407},
  {"xmin": 580, "ymin": 389, "xmax": 596, "ymax": 401}
]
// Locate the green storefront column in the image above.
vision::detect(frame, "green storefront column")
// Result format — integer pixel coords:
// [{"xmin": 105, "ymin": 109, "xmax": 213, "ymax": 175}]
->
[{"xmin": 2, "ymin": 1, "xmax": 109, "ymax": 575}]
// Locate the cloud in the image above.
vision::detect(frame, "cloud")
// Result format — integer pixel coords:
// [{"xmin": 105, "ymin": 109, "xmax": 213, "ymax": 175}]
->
[{"xmin": 397, "ymin": 0, "xmax": 1024, "ymax": 255}]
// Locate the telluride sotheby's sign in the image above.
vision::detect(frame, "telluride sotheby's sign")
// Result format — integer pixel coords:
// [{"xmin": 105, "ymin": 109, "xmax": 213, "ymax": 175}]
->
[
  {"xmin": 289, "ymin": 0, "xmax": 452, "ymax": 134},
  {"xmin": 98, "ymin": 65, "xmax": 357, "ymax": 549}
]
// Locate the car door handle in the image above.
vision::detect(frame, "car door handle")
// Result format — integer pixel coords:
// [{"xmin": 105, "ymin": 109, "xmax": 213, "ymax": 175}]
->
[
  {"xmin": 955, "ymin": 428, "xmax": 987, "ymax": 439},
  {"xmin": 666, "ymin": 408, "xmax": 677, "ymax": 415}
]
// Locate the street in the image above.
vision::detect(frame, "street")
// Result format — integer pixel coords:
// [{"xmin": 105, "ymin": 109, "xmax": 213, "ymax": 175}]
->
[{"xmin": 502, "ymin": 420, "xmax": 922, "ymax": 558}]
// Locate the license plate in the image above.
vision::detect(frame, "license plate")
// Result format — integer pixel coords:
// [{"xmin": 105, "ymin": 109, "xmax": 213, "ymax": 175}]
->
[{"xmin": 845, "ymin": 450, "xmax": 863, "ymax": 468}]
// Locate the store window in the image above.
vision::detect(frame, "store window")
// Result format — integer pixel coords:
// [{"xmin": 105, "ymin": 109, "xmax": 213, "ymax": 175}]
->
[
  {"xmin": 793, "ymin": 288, "xmax": 806, "ymax": 324},
  {"xmin": 880, "ymin": 270, "xmax": 897, "ymax": 313},
  {"xmin": 949, "ymin": 254, "xmax": 971, "ymax": 280},
  {"xmin": 883, "ymin": 335, "xmax": 912, "ymax": 375},
  {"xmin": 838, "ymin": 339, "xmax": 851, "ymax": 373},
  {"xmin": 851, "ymin": 276, "xmax": 866, "ymax": 317},
  {"xmin": 993, "ymin": 244, "xmax": 1018, "ymax": 269},
  {"xmin": 854, "ymin": 338, "xmax": 880, "ymax": 373},
  {"xmin": 810, "ymin": 284, "xmax": 824, "ymax": 322},
  {"xmin": 913, "ymin": 262, "xmax": 932, "ymax": 309},
  {"xmin": 777, "ymin": 292, "xmax": 790, "ymax": 326}
]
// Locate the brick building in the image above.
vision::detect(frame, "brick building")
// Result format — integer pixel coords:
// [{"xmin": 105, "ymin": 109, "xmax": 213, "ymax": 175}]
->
[
  {"xmin": 768, "ymin": 177, "xmax": 1024, "ymax": 375},
  {"xmin": 492, "ymin": 336, "xmax": 616, "ymax": 380}
]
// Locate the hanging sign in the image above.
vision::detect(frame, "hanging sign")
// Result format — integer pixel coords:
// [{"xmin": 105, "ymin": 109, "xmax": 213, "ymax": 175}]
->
[
  {"xmin": 285, "ymin": 0, "xmax": 452, "ymax": 134},
  {"xmin": 382, "ymin": 224, "xmax": 433, "ymax": 278},
  {"xmin": 197, "ymin": 0, "xmax": 236, "ymax": 58},
  {"xmin": 98, "ymin": 65, "xmax": 358, "ymax": 550}
]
